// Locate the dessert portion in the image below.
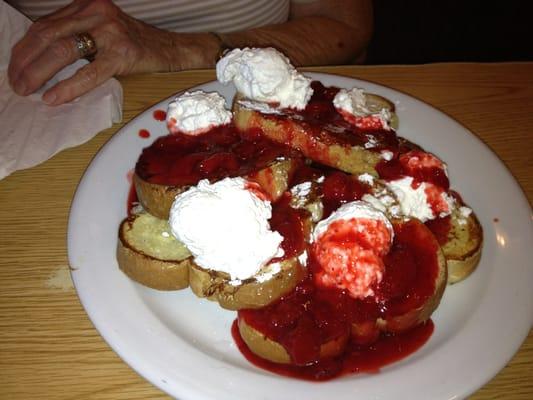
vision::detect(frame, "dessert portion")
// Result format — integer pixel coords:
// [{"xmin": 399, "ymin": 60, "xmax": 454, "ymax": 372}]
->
[
  {"xmin": 133, "ymin": 89, "xmax": 302, "ymax": 219},
  {"xmin": 170, "ymin": 177, "xmax": 308, "ymax": 310},
  {"xmin": 117, "ymin": 211, "xmax": 191, "ymax": 290},
  {"xmin": 226, "ymin": 49, "xmax": 482, "ymax": 285},
  {"xmin": 232, "ymin": 81, "xmax": 398, "ymax": 177},
  {"xmin": 374, "ymin": 149, "xmax": 482, "ymax": 284},
  {"xmin": 217, "ymin": 48, "xmax": 398, "ymax": 176},
  {"xmin": 134, "ymin": 115, "xmax": 301, "ymax": 219},
  {"xmin": 236, "ymin": 168, "xmax": 447, "ymax": 378},
  {"xmin": 428, "ymin": 194, "xmax": 483, "ymax": 284},
  {"xmin": 117, "ymin": 47, "xmax": 483, "ymax": 380},
  {"xmin": 120, "ymin": 90, "xmax": 308, "ymax": 304}
]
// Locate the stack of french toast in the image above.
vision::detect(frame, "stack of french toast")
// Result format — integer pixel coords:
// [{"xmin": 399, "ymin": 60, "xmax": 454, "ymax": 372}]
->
[{"xmin": 117, "ymin": 47, "xmax": 482, "ymax": 377}]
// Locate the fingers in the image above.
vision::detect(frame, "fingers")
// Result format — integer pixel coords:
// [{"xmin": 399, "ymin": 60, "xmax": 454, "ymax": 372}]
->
[
  {"xmin": 9, "ymin": 0, "xmax": 132, "ymax": 105},
  {"xmin": 7, "ymin": 15, "xmax": 102, "ymax": 91},
  {"xmin": 38, "ymin": 0, "xmax": 85, "ymax": 21},
  {"xmin": 12, "ymin": 36, "xmax": 82, "ymax": 96},
  {"xmin": 42, "ymin": 57, "xmax": 116, "ymax": 105}
]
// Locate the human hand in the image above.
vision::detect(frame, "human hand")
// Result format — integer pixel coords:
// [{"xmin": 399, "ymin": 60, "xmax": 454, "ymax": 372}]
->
[{"xmin": 8, "ymin": 0, "xmax": 219, "ymax": 105}]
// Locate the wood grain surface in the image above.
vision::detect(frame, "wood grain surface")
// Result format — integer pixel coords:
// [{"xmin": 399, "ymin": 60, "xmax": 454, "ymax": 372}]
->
[{"xmin": 1, "ymin": 63, "xmax": 531, "ymax": 399}]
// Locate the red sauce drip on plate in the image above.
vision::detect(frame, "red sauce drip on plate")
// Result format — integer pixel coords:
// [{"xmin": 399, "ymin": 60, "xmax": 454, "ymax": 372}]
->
[
  {"xmin": 152, "ymin": 109, "xmax": 167, "ymax": 121},
  {"xmin": 138, "ymin": 129, "xmax": 150, "ymax": 138},
  {"xmin": 234, "ymin": 315, "xmax": 434, "ymax": 381},
  {"xmin": 237, "ymin": 220, "xmax": 439, "ymax": 380}
]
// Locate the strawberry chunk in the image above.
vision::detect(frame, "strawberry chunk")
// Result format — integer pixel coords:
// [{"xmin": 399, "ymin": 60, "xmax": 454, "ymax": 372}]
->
[
  {"xmin": 337, "ymin": 109, "xmax": 387, "ymax": 131},
  {"xmin": 313, "ymin": 218, "xmax": 392, "ymax": 299},
  {"xmin": 399, "ymin": 150, "xmax": 449, "ymax": 190},
  {"xmin": 424, "ymin": 182, "xmax": 452, "ymax": 216}
]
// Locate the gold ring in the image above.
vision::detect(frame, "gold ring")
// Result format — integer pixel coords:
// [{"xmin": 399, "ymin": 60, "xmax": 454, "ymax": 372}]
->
[{"xmin": 74, "ymin": 32, "xmax": 97, "ymax": 59}]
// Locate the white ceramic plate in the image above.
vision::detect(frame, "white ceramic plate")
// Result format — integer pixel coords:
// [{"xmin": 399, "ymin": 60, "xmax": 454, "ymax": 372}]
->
[{"xmin": 68, "ymin": 73, "xmax": 533, "ymax": 400}]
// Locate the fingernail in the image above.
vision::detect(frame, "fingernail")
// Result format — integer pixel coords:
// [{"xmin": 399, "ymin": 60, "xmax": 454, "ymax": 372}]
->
[{"xmin": 43, "ymin": 91, "xmax": 57, "ymax": 105}]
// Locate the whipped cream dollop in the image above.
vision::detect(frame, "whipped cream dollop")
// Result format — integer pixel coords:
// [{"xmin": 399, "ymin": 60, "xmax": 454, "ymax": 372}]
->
[
  {"xmin": 166, "ymin": 90, "xmax": 232, "ymax": 135},
  {"xmin": 313, "ymin": 201, "xmax": 394, "ymax": 243},
  {"xmin": 216, "ymin": 47, "xmax": 313, "ymax": 110},
  {"xmin": 385, "ymin": 176, "xmax": 455, "ymax": 222},
  {"xmin": 312, "ymin": 201, "xmax": 394, "ymax": 299},
  {"xmin": 362, "ymin": 192, "xmax": 402, "ymax": 220},
  {"xmin": 168, "ymin": 177, "xmax": 284, "ymax": 280},
  {"xmin": 333, "ymin": 88, "xmax": 392, "ymax": 129}
]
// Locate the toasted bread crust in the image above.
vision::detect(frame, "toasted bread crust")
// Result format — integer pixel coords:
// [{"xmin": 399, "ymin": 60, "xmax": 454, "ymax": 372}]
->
[
  {"xmin": 444, "ymin": 205, "xmax": 483, "ymax": 284},
  {"xmin": 364, "ymin": 93, "xmax": 399, "ymax": 130},
  {"xmin": 447, "ymin": 249, "xmax": 482, "ymax": 284},
  {"xmin": 377, "ymin": 244, "xmax": 447, "ymax": 333},
  {"xmin": 117, "ymin": 216, "xmax": 190, "ymax": 290},
  {"xmin": 134, "ymin": 158, "xmax": 297, "ymax": 220},
  {"xmin": 133, "ymin": 173, "xmax": 187, "ymax": 220},
  {"xmin": 238, "ymin": 316, "xmax": 349, "ymax": 364},
  {"xmin": 188, "ymin": 258, "xmax": 307, "ymax": 310},
  {"xmin": 238, "ymin": 317, "xmax": 291, "ymax": 363},
  {"xmin": 247, "ymin": 159, "xmax": 296, "ymax": 202},
  {"xmin": 377, "ymin": 221, "xmax": 447, "ymax": 333}
]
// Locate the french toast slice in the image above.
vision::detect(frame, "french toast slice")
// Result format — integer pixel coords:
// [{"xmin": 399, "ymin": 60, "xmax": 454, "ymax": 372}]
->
[
  {"xmin": 236, "ymin": 217, "xmax": 447, "ymax": 365},
  {"xmin": 287, "ymin": 165, "xmax": 480, "ymax": 287},
  {"xmin": 117, "ymin": 212, "xmax": 191, "ymax": 290},
  {"xmin": 189, "ymin": 257, "xmax": 307, "ymax": 311},
  {"xmin": 117, "ymin": 210, "xmax": 309, "ymax": 309},
  {"xmin": 428, "ymin": 200, "xmax": 483, "ymax": 284},
  {"xmin": 134, "ymin": 157, "xmax": 297, "ymax": 220},
  {"xmin": 188, "ymin": 196, "xmax": 312, "ymax": 310},
  {"xmin": 246, "ymin": 159, "xmax": 297, "ymax": 202},
  {"xmin": 133, "ymin": 173, "xmax": 187, "ymax": 221},
  {"xmin": 232, "ymin": 83, "xmax": 399, "ymax": 177},
  {"xmin": 237, "ymin": 312, "xmax": 349, "ymax": 364},
  {"xmin": 375, "ymin": 219, "xmax": 447, "ymax": 334}
]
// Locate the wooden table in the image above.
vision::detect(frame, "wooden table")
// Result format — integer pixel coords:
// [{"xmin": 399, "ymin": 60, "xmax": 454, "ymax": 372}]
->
[{"xmin": 1, "ymin": 63, "xmax": 532, "ymax": 399}]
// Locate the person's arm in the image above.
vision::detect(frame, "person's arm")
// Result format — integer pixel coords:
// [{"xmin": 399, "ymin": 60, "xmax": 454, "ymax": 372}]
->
[
  {"xmin": 217, "ymin": 0, "xmax": 373, "ymax": 66},
  {"xmin": 8, "ymin": 0, "xmax": 373, "ymax": 106}
]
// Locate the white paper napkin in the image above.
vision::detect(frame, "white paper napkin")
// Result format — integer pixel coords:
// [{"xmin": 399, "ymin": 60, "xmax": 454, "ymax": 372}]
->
[{"xmin": 0, "ymin": 0, "xmax": 123, "ymax": 180}]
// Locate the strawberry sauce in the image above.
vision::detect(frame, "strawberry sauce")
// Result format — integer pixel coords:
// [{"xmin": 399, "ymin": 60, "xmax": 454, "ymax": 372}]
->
[
  {"xmin": 135, "ymin": 124, "xmax": 298, "ymax": 186},
  {"xmin": 152, "ymin": 109, "xmax": 167, "ymax": 121},
  {"xmin": 270, "ymin": 194, "xmax": 308, "ymax": 260},
  {"xmin": 236, "ymin": 219, "xmax": 440, "ymax": 380},
  {"xmin": 138, "ymin": 129, "xmax": 151, "ymax": 138},
  {"xmin": 377, "ymin": 150, "xmax": 450, "ymax": 190},
  {"xmin": 249, "ymin": 81, "xmax": 400, "ymax": 151},
  {"xmin": 425, "ymin": 216, "xmax": 452, "ymax": 245},
  {"xmin": 321, "ymin": 171, "xmax": 371, "ymax": 216},
  {"xmin": 232, "ymin": 318, "xmax": 433, "ymax": 381}
]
